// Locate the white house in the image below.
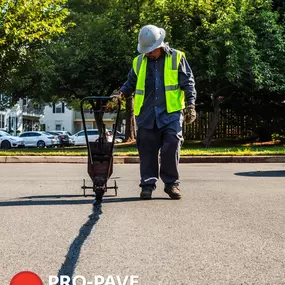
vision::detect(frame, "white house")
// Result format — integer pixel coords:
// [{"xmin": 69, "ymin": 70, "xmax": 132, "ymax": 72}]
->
[
  {"xmin": 0, "ymin": 98, "xmax": 43, "ymax": 135},
  {"xmin": 1, "ymin": 98, "xmax": 118, "ymax": 135},
  {"xmin": 41, "ymin": 102, "xmax": 74, "ymax": 133},
  {"xmin": 41, "ymin": 102, "xmax": 116, "ymax": 134}
]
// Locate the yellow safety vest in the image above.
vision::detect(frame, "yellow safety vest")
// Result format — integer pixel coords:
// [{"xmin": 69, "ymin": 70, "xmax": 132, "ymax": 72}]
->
[{"xmin": 132, "ymin": 49, "xmax": 185, "ymax": 116}]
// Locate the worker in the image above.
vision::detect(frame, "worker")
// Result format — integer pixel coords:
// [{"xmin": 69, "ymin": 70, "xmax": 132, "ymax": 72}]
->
[{"xmin": 116, "ymin": 24, "xmax": 196, "ymax": 200}]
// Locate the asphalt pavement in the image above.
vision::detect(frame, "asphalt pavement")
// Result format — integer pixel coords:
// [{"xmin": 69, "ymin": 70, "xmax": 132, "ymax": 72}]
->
[{"xmin": 1, "ymin": 163, "xmax": 285, "ymax": 285}]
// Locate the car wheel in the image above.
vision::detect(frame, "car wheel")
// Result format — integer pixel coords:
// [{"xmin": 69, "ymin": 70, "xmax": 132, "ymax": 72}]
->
[
  {"xmin": 1, "ymin": 140, "xmax": 11, "ymax": 149},
  {"xmin": 37, "ymin": 140, "xmax": 46, "ymax": 148}
]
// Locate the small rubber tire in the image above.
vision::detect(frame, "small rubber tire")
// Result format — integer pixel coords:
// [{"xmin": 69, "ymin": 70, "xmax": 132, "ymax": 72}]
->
[
  {"xmin": 1, "ymin": 140, "xmax": 11, "ymax": 149},
  {"xmin": 37, "ymin": 140, "xmax": 46, "ymax": 148}
]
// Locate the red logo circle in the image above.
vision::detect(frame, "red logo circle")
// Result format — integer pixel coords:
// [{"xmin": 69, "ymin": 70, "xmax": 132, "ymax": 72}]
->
[{"xmin": 10, "ymin": 271, "xmax": 43, "ymax": 285}]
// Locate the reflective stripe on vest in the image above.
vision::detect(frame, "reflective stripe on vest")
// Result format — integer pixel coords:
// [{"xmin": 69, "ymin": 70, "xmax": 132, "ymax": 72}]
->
[{"xmin": 132, "ymin": 50, "xmax": 185, "ymax": 116}]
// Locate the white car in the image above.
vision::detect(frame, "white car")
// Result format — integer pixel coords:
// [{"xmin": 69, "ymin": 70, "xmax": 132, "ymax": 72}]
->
[
  {"xmin": 0, "ymin": 131, "xmax": 25, "ymax": 149},
  {"xmin": 72, "ymin": 129, "xmax": 113, "ymax": 146},
  {"xmin": 19, "ymin": 131, "xmax": 58, "ymax": 148}
]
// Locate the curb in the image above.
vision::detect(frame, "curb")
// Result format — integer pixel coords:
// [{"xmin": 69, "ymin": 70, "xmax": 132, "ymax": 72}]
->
[{"xmin": 0, "ymin": 156, "xmax": 285, "ymax": 163}]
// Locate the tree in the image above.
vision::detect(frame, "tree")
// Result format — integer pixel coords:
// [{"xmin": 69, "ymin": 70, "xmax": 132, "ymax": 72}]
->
[
  {"xmin": 0, "ymin": 0, "xmax": 70, "ymax": 106},
  {"xmin": 165, "ymin": 0, "xmax": 285, "ymax": 144},
  {"xmin": 7, "ymin": 0, "xmax": 285, "ymax": 142},
  {"xmin": 6, "ymin": 0, "xmax": 166, "ymax": 139}
]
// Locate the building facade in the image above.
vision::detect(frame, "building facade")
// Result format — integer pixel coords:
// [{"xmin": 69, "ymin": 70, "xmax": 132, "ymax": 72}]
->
[
  {"xmin": 0, "ymin": 99, "xmax": 117, "ymax": 135},
  {"xmin": 41, "ymin": 103, "xmax": 74, "ymax": 133},
  {"xmin": 0, "ymin": 98, "xmax": 43, "ymax": 135},
  {"xmin": 41, "ymin": 103, "xmax": 116, "ymax": 134}
]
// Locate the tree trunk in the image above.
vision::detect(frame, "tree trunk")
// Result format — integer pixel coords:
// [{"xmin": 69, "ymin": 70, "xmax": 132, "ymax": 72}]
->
[
  {"xmin": 125, "ymin": 96, "xmax": 136, "ymax": 141},
  {"xmin": 203, "ymin": 97, "xmax": 222, "ymax": 147}
]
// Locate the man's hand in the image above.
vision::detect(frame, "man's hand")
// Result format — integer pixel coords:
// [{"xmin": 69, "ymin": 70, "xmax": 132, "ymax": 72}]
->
[
  {"xmin": 110, "ymin": 91, "xmax": 123, "ymax": 103},
  {"xmin": 184, "ymin": 104, "xmax": 196, "ymax": 125}
]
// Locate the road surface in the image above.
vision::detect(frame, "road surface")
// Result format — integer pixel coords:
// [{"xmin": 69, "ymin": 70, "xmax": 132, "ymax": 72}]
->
[{"xmin": 0, "ymin": 163, "xmax": 285, "ymax": 285}]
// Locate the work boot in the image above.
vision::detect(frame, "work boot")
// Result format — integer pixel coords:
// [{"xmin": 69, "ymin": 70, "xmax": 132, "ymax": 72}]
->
[
  {"xmin": 164, "ymin": 184, "xmax": 182, "ymax": 200},
  {"xmin": 140, "ymin": 186, "xmax": 154, "ymax": 200}
]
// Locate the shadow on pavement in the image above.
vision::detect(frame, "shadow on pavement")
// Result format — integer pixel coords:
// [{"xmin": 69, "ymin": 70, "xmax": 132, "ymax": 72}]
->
[
  {"xmin": 103, "ymin": 197, "xmax": 170, "ymax": 203},
  {"xmin": 235, "ymin": 170, "xmax": 285, "ymax": 177},
  {"xmin": 0, "ymin": 196, "xmax": 170, "ymax": 207},
  {"xmin": 57, "ymin": 204, "xmax": 102, "ymax": 280},
  {"xmin": 19, "ymin": 194, "xmax": 96, "ymax": 199}
]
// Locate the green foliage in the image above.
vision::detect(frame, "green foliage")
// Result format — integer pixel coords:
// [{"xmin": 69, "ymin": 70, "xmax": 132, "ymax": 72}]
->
[
  {"xmin": 2, "ymin": 0, "xmax": 285, "ymax": 140},
  {"xmin": 272, "ymin": 133, "xmax": 285, "ymax": 142},
  {"xmin": 0, "ymin": 0, "xmax": 71, "ymax": 107},
  {"xmin": 164, "ymin": 0, "xmax": 285, "ymax": 91},
  {"xmin": 4, "ymin": 0, "xmax": 168, "ymax": 114},
  {"xmin": 1, "ymin": 145, "xmax": 285, "ymax": 156},
  {"xmin": 163, "ymin": 0, "xmax": 285, "ymax": 138}
]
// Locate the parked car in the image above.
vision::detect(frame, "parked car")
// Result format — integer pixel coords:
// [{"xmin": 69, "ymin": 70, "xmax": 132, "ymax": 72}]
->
[
  {"xmin": 107, "ymin": 129, "xmax": 126, "ymax": 143},
  {"xmin": 50, "ymin": 130, "xmax": 75, "ymax": 146},
  {"xmin": 72, "ymin": 129, "xmax": 113, "ymax": 146},
  {"xmin": 19, "ymin": 131, "xmax": 58, "ymax": 148},
  {"xmin": 46, "ymin": 131, "xmax": 70, "ymax": 147},
  {"xmin": 0, "ymin": 131, "xmax": 25, "ymax": 149},
  {"xmin": 114, "ymin": 131, "xmax": 125, "ymax": 143}
]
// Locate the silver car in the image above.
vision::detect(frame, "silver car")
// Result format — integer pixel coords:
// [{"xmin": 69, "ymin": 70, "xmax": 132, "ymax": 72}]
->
[
  {"xmin": 0, "ymin": 131, "xmax": 25, "ymax": 149},
  {"xmin": 72, "ymin": 129, "xmax": 113, "ymax": 146},
  {"xmin": 19, "ymin": 131, "xmax": 58, "ymax": 148}
]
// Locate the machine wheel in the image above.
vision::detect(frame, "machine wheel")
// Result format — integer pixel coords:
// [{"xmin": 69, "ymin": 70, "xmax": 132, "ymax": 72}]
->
[
  {"xmin": 95, "ymin": 187, "xmax": 104, "ymax": 203},
  {"xmin": 1, "ymin": 140, "xmax": 11, "ymax": 149},
  {"xmin": 37, "ymin": 140, "xmax": 46, "ymax": 148}
]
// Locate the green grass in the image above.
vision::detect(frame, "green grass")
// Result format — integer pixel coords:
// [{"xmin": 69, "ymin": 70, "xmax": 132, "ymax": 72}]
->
[
  {"xmin": 180, "ymin": 146, "xmax": 285, "ymax": 156},
  {"xmin": 0, "ymin": 144, "xmax": 284, "ymax": 156}
]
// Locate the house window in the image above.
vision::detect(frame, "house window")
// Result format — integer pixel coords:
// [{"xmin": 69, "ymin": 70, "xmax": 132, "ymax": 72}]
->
[
  {"xmin": 53, "ymin": 103, "xmax": 65, "ymax": 113},
  {"xmin": 0, "ymin": 114, "xmax": 4, "ymax": 128},
  {"xmin": 56, "ymin": 104, "xmax": 62, "ymax": 113}
]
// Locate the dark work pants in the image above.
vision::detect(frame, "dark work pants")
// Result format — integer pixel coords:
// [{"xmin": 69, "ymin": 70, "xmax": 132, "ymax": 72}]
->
[{"xmin": 136, "ymin": 122, "xmax": 183, "ymax": 188}]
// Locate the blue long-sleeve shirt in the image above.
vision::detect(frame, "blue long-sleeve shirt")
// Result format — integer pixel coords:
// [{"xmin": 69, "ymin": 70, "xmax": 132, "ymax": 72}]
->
[{"xmin": 120, "ymin": 47, "xmax": 196, "ymax": 129}]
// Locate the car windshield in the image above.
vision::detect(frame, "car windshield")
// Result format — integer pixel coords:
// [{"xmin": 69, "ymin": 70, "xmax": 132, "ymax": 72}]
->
[
  {"xmin": 43, "ymin": 132, "xmax": 53, "ymax": 135},
  {"xmin": 0, "ymin": 131, "xmax": 11, "ymax": 136},
  {"xmin": 47, "ymin": 132, "xmax": 59, "ymax": 135}
]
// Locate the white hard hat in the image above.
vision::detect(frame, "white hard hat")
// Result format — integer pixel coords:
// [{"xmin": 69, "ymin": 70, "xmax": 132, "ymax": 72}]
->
[{"xmin": 137, "ymin": 25, "xmax": 166, "ymax": 54}]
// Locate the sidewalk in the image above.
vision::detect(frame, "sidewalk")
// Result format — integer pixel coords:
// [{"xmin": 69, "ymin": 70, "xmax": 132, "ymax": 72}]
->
[{"xmin": 0, "ymin": 155, "xmax": 285, "ymax": 163}]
